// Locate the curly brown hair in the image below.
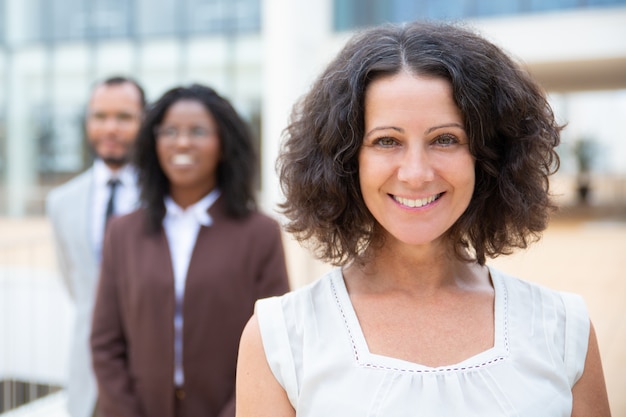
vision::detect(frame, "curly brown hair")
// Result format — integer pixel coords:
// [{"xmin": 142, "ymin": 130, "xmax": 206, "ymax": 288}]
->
[{"xmin": 278, "ymin": 21, "xmax": 562, "ymax": 266}]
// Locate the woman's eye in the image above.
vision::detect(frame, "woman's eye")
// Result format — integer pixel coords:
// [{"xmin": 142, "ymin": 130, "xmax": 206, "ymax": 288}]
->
[
  {"xmin": 191, "ymin": 127, "xmax": 209, "ymax": 138},
  {"xmin": 375, "ymin": 137, "xmax": 396, "ymax": 147},
  {"xmin": 434, "ymin": 134, "xmax": 458, "ymax": 146},
  {"xmin": 160, "ymin": 127, "xmax": 178, "ymax": 138}
]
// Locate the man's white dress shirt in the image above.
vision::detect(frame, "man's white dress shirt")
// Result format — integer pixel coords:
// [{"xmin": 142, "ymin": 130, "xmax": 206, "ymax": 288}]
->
[{"xmin": 91, "ymin": 158, "xmax": 140, "ymax": 260}]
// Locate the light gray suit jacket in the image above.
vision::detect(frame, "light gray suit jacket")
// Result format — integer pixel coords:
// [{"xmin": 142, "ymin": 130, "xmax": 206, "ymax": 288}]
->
[{"xmin": 46, "ymin": 167, "xmax": 137, "ymax": 417}]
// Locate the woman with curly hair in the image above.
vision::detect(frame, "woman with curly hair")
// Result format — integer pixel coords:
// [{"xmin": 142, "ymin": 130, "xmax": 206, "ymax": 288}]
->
[
  {"xmin": 91, "ymin": 84, "xmax": 289, "ymax": 417},
  {"xmin": 236, "ymin": 21, "xmax": 610, "ymax": 416}
]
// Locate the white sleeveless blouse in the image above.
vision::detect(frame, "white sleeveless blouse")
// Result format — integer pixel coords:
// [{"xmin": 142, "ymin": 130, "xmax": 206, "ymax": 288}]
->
[{"xmin": 256, "ymin": 267, "xmax": 589, "ymax": 416}]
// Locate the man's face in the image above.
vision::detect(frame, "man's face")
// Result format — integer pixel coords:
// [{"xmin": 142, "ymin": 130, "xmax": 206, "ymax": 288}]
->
[{"xmin": 86, "ymin": 82, "xmax": 143, "ymax": 169}]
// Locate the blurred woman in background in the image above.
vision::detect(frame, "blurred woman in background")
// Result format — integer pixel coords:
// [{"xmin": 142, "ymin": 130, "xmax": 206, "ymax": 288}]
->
[{"xmin": 92, "ymin": 84, "xmax": 289, "ymax": 417}]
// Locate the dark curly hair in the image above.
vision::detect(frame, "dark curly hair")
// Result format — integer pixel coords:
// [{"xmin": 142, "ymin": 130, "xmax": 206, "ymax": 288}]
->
[
  {"xmin": 135, "ymin": 84, "xmax": 258, "ymax": 233},
  {"xmin": 278, "ymin": 21, "xmax": 562, "ymax": 266}
]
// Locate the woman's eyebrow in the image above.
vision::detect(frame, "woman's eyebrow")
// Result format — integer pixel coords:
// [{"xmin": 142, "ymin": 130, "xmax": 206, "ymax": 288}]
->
[
  {"xmin": 425, "ymin": 123, "xmax": 465, "ymax": 134},
  {"xmin": 364, "ymin": 126, "xmax": 404, "ymax": 139},
  {"xmin": 365, "ymin": 123, "xmax": 465, "ymax": 138}
]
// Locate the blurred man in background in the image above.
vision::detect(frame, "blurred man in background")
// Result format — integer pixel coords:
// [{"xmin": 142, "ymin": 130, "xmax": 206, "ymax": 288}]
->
[{"xmin": 46, "ymin": 76, "xmax": 145, "ymax": 417}]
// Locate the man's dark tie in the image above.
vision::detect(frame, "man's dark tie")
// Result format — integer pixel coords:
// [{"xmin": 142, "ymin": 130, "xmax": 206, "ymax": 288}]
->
[{"xmin": 105, "ymin": 178, "xmax": 121, "ymax": 226}]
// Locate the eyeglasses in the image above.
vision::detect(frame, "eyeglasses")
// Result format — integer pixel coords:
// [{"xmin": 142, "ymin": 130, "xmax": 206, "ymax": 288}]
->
[{"xmin": 154, "ymin": 126, "xmax": 215, "ymax": 143}]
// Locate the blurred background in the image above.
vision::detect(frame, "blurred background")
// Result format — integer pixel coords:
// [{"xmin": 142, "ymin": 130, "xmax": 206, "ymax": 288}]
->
[{"xmin": 0, "ymin": 0, "xmax": 625, "ymax": 415}]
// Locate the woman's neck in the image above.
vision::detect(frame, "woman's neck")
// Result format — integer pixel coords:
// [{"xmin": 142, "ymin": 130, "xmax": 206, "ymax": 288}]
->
[{"xmin": 344, "ymin": 240, "xmax": 488, "ymax": 297}]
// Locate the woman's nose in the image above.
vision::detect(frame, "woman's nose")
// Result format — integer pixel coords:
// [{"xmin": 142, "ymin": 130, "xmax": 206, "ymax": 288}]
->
[
  {"xmin": 397, "ymin": 146, "xmax": 435, "ymax": 184},
  {"xmin": 172, "ymin": 133, "xmax": 192, "ymax": 147}
]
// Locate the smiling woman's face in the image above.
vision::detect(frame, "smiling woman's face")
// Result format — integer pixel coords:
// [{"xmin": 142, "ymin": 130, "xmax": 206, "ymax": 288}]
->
[
  {"xmin": 358, "ymin": 71, "xmax": 475, "ymax": 248},
  {"xmin": 156, "ymin": 99, "xmax": 222, "ymax": 208}
]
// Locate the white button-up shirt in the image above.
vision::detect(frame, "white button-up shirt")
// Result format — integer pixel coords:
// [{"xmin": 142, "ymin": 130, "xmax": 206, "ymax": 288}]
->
[
  {"xmin": 91, "ymin": 159, "xmax": 140, "ymax": 260},
  {"xmin": 163, "ymin": 188, "xmax": 221, "ymax": 386}
]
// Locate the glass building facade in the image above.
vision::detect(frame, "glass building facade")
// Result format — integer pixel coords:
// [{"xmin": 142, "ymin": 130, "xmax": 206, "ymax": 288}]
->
[
  {"xmin": 26, "ymin": 0, "xmax": 260, "ymax": 42},
  {"xmin": 334, "ymin": 0, "xmax": 626, "ymax": 30},
  {"xmin": 0, "ymin": 0, "xmax": 624, "ymax": 215}
]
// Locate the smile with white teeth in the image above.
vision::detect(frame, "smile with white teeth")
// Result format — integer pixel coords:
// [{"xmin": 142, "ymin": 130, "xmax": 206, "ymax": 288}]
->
[
  {"xmin": 393, "ymin": 193, "xmax": 442, "ymax": 208},
  {"xmin": 172, "ymin": 154, "xmax": 194, "ymax": 165}
]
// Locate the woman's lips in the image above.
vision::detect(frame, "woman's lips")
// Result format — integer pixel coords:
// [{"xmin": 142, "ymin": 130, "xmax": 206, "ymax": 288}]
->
[
  {"xmin": 172, "ymin": 154, "xmax": 194, "ymax": 166},
  {"xmin": 392, "ymin": 193, "xmax": 442, "ymax": 208}
]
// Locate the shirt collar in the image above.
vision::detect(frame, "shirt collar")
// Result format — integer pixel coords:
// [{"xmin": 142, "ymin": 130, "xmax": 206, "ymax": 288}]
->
[
  {"xmin": 93, "ymin": 158, "xmax": 137, "ymax": 187},
  {"xmin": 164, "ymin": 188, "xmax": 221, "ymax": 227}
]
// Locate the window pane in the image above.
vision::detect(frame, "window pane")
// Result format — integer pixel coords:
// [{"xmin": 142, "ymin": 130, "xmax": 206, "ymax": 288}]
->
[
  {"xmin": 136, "ymin": 0, "xmax": 177, "ymax": 36},
  {"xmin": 529, "ymin": 0, "xmax": 580, "ymax": 13},
  {"xmin": 24, "ymin": 0, "xmax": 128, "ymax": 40},
  {"xmin": 88, "ymin": 0, "xmax": 131, "ymax": 39},
  {"xmin": 426, "ymin": 0, "xmax": 469, "ymax": 19},
  {"xmin": 586, "ymin": 0, "xmax": 626, "ymax": 5},
  {"xmin": 186, "ymin": 0, "xmax": 260, "ymax": 34},
  {"xmin": 35, "ymin": 0, "xmax": 131, "ymax": 41},
  {"xmin": 334, "ymin": 0, "xmax": 390, "ymax": 30},
  {"xmin": 389, "ymin": 0, "xmax": 423, "ymax": 21},
  {"xmin": 0, "ymin": 0, "xmax": 5, "ymax": 43},
  {"xmin": 474, "ymin": 0, "xmax": 521, "ymax": 17}
]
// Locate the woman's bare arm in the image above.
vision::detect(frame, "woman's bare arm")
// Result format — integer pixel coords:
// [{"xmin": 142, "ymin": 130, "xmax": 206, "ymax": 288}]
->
[
  {"xmin": 236, "ymin": 315, "xmax": 296, "ymax": 417},
  {"xmin": 571, "ymin": 322, "xmax": 611, "ymax": 417}
]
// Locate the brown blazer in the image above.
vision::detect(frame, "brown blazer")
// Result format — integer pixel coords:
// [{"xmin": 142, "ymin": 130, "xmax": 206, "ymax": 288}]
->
[{"xmin": 90, "ymin": 198, "xmax": 290, "ymax": 417}]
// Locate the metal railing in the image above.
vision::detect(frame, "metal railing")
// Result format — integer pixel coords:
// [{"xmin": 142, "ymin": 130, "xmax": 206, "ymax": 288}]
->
[{"xmin": 0, "ymin": 220, "xmax": 72, "ymax": 415}]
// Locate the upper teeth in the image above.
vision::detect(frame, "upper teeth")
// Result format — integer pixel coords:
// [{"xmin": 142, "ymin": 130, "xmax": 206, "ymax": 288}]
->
[
  {"xmin": 394, "ymin": 194, "xmax": 440, "ymax": 208},
  {"xmin": 172, "ymin": 154, "xmax": 193, "ymax": 165}
]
